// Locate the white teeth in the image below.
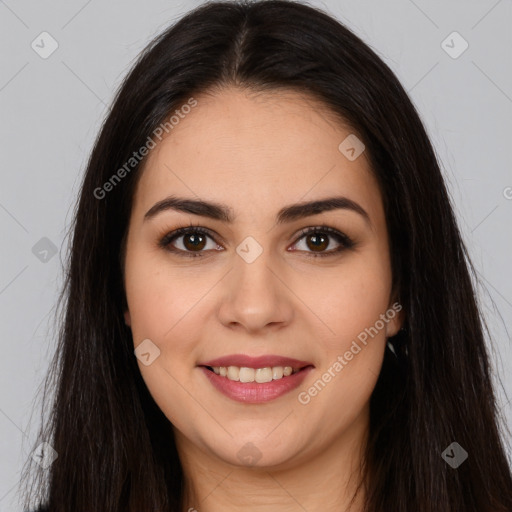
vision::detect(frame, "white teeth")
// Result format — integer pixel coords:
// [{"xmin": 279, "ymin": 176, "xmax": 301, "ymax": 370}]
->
[
  {"xmin": 255, "ymin": 367, "xmax": 273, "ymax": 383},
  {"xmin": 239, "ymin": 367, "xmax": 254, "ymax": 382},
  {"xmin": 210, "ymin": 365, "xmax": 299, "ymax": 383},
  {"xmin": 227, "ymin": 366, "xmax": 240, "ymax": 381},
  {"xmin": 272, "ymin": 366, "xmax": 283, "ymax": 379}
]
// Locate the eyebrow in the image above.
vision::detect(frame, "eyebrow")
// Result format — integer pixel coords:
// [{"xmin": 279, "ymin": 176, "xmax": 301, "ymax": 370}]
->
[{"xmin": 144, "ymin": 195, "xmax": 371, "ymax": 226}]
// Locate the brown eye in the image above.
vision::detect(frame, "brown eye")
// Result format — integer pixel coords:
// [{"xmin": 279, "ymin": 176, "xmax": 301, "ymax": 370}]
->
[
  {"xmin": 159, "ymin": 225, "xmax": 354, "ymax": 259},
  {"xmin": 291, "ymin": 226, "xmax": 354, "ymax": 257},
  {"xmin": 159, "ymin": 226, "xmax": 221, "ymax": 257},
  {"xmin": 182, "ymin": 232, "xmax": 207, "ymax": 251},
  {"xmin": 305, "ymin": 232, "xmax": 329, "ymax": 252}
]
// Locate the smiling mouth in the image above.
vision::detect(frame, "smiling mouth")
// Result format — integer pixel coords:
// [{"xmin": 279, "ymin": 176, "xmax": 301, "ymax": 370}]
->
[{"xmin": 202, "ymin": 364, "xmax": 313, "ymax": 383}]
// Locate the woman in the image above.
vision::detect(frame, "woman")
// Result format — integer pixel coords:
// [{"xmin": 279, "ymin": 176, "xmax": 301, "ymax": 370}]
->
[{"xmin": 21, "ymin": 1, "xmax": 512, "ymax": 511}]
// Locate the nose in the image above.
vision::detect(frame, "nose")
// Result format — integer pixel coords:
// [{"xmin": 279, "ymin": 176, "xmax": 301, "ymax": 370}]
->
[{"xmin": 217, "ymin": 247, "xmax": 294, "ymax": 334}]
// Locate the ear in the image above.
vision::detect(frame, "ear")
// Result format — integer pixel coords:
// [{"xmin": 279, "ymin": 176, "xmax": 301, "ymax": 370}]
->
[
  {"xmin": 124, "ymin": 310, "xmax": 131, "ymax": 327},
  {"xmin": 384, "ymin": 301, "xmax": 404, "ymax": 338}
]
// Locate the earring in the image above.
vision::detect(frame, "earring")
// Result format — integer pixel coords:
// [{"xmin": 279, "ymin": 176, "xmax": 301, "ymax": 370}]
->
[{"xmin": 386, "ymin": 340, "xmax": 398, "ymax": 357}]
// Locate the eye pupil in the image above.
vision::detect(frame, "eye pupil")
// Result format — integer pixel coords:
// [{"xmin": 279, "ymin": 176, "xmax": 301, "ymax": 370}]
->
[
  {"xmin": 307, "ymin": 233, "xmax": 328, "ymax": 251},
  {"xmin": 184, "ymin": 233, "xmax": 206, "ymax": 251}
]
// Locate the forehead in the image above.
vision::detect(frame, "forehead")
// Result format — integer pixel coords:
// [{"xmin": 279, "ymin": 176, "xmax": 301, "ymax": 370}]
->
[{"xmin": 131, "ymin": 87, "xmax": 382, "ymax": 223}]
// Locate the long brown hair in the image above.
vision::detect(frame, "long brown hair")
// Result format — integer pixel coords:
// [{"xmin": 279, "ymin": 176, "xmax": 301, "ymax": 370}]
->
[{"xmin": 20, "ymin": 1, "xmax": 512, "ymax": 511}]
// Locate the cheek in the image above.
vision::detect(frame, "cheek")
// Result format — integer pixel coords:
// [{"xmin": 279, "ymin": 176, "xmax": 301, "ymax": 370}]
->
[
  {"xmin": 302, "ymin": 250, "xmax": 392, "ymax": 342},
  {"xmin": 298, "ymin": 248, "xmax": 392, "ymax": 402},
  {"xmin": 124, "ymin": 250, "xmax": 208, "ymax": 429},
  {"xmin": 124, "ymin": 244, "xmax": 200, "ymax": 338},
  {"xmin": 124, "ymin": 246, "xmax": 223, "ymax": 388}
]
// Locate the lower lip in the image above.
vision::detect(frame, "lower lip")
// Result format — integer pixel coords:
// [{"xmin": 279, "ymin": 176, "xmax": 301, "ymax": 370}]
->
[{"xmin": 199, "ymin": 366, "xmax": 314, "ymax": 403}]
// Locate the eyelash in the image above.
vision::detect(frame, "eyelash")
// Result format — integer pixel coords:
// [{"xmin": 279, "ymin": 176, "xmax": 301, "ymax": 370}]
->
[{"xmin": 158, "ymin": 223, "xmax": 355, "ymax": 258}]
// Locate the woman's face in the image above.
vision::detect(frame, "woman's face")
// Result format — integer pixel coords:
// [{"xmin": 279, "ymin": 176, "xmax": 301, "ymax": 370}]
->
[{"xmin": 123, "ymin": 86, "xmax": 402, "ymax": 469}]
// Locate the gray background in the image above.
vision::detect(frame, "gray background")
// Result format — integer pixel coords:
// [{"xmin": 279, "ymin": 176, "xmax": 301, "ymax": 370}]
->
[{"xmin": 1, "ymin": 0, "xmax": 511, "ymax": 509}]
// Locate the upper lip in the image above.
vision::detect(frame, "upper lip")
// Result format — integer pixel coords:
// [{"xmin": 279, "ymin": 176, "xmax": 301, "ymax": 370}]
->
[{"xmin": 199, "ymin": 354, "xmax": 314, "ymax": 369}]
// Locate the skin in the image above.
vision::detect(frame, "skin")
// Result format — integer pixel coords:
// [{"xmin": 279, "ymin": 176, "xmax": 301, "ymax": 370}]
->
[{"xmin": 122, "ymin": 86, "xmax": 403, "ymax": 512}]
